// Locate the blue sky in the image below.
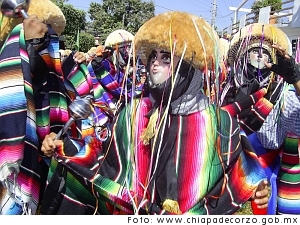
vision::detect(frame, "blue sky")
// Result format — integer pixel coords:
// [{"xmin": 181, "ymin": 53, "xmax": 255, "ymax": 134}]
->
[{"xmin": 67, "ymin": 0, "xmax": 256, "ymax": 30}]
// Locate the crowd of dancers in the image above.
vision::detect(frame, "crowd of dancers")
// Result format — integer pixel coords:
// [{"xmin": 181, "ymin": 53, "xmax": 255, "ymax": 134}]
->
[{"xmin": 0, "ymin": 0, "xmax": 300, "ymax": 215}]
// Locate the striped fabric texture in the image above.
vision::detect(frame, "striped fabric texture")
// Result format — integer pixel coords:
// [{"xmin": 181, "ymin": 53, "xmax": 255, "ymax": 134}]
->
[
  {"xmin": 40, "ymin": 98, "xmax": 266, "ymax": 215},
  {"xmin": 254, "ymin": 86, "xmax": 300, "ymax": 215},
  {"xmin": 277, "ymin": 134, "xmax": 300, "ymax": 214},
  {"xmin": 0, "ymin": 24, "xmax": 70, "ymax": 215},
  {"xmin": 0, "ymin": 24, "xmax": 40, "ymax": 214},
  {"xmin": 39, "ymin": 51, "xmax": 138, "ymax": 215}
]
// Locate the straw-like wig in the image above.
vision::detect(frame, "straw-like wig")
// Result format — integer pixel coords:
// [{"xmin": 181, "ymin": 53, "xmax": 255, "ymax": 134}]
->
[
  {"xmin": 228, "ymin": 23, "xmax": 291, "ymax": 65},
  {"xmin": 0, "ymin": 0, "xmax": 66, "ymax": 46},
  {"xmin": 104, "ymin": 29, "xmax": 134, "ymax": 47},
  {"xmin": 134, "ymin": 11, "xmax": 219, "ymax": 70}
]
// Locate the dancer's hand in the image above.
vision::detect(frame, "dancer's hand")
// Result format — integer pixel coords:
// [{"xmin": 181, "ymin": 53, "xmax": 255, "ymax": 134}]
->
[
  {"xmin": 251, "ymin": 180, "xmax": 269, "ymax": 209},
  {"xmin": 265, "ymin": 44, "xmax": 300, "ymax": 85},
  {"xmin": 41, "ymin": 132, "xmax": 63, "ymax": 157},
  {"xmin": 73, "ymin": 51, "xmax": 86, "ymax": 64},
  {"xmin": 23, "ymin": 15, "xmax": 48, "ymax": 40}
]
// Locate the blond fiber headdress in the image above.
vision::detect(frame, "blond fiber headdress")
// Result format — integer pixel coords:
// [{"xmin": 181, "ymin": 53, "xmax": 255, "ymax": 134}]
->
[
  {"xmin": 0, "ymin": 0, "xmax": 66, "ymax": 46},
  {"xmin": 227, "ymin": 23, "xmax": 291, "ymax": 65},
  {"xmin": 134, "ymin": 11, "xmax": 219, "ymax": 70},
  {"xmin": 104, "ymin": 29, "xmax": 134, "ymax": 47}
]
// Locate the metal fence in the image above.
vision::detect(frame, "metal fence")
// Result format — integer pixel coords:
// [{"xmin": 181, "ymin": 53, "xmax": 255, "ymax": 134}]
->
[{"xmin": 222, "ymin": 0, "xmax": 299, "ymax": 38}]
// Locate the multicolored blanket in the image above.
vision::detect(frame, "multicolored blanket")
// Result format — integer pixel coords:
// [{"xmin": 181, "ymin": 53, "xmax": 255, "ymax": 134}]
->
[
  {"xmin": 249, "ymin": 132, "xmax": 300, "ymax": 215},
  {"xmin": 40, "ymin": 95, "xmax": 266, "ymax": 214},
  {"xmin": 0, "ymin": 24, "xmax": 70, "ymax": 215},
  {"xmin": 40, "ymin": 52, "xmax": 134, "ymax": 214},
  {"xmin": 277, "ymin": 134, "xmax": 300, "ymax": 214},
  {"xmin": 0, "ymin": 24, "xmax": 37, "ymax": 215}
]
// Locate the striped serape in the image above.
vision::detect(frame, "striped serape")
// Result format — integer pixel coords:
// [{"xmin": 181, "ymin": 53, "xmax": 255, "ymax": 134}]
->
[
  {"xmin": 0, "ymin": 24, "xmax": 70, "ymax": 215},
  {"xmin": 40, "ymin": 97, "xmax": 266, "ymax": 215}
]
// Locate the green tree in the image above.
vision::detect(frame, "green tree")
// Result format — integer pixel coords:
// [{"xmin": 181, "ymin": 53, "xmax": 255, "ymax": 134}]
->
[
  {"xmin": 59, "ymin": 4, "xmax": 86, "ymax": 36},
  {"xmin": 51, "ymin": 0, "xmax": 69, "ymax": 4},
  {"xmin": 51, "ymin": 0, "xmax": 90, "ymax": 51},
  {"xmin": 77, "ymin": 32, "xmax": 96, "ymax": 53},
  {"xmin": 88, "ymin": 0, "xmax": 155, "ymax": 45},
  {"xmin": 251, "ymin": 0, "xmax": 282, "ymax": 14}
]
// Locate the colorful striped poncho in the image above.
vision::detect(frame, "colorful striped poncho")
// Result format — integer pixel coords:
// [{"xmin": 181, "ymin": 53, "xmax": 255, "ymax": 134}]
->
[
  {"xmin": 277, "ymin": 134, "xmax": 300, "ymax": 214},
  {"xmin": 250, "ymin": 133, "xmax": 300, "ymax": 215},
  {"xmin": 249, "ymin": 86, "xmax": 300, "ymax": 215},
  {"xmin": 39, "ymin": 53, "xmax": 136, "ymax": 214},
  {"xmin": 113, "ymin": 100, "xmax": 266, "ymax": 214},
  {"xmin": 0, "ymin": 23, "xmax": 38, "ymax": 215},
  {"xmin": 40, "ymin": 95, "xmax": 266, "ymax": 214},
  {"xmin": 0, "ymin": 24, "xmax": 70, "ymax": 215},
  {"xmin": 248, "ymin": 132, "xmax": 300, "ymax": 215}
]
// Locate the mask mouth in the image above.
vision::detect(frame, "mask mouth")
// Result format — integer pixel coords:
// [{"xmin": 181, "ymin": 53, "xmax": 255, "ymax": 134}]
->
[
  {"xmin": 149, "ymin": 71, "xmax": 168, "ymax": 85},
  {"xmin": 147, "ymin": 73, "xmax": 158, "ymax": 88},
  {"xmin": 250, "ymin": 59, "xmax": 267, "ymax": 69}
]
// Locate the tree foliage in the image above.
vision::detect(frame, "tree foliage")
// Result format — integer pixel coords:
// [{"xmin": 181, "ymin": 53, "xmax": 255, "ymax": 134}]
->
[
  {"xmin": 64, "ymin": 32, "xmax": 94, "ymax": 52},
  {"xmin": 60, "ymin": 4, "xmax": 86, "ymax": 35},
  {"xmin": 77, "ymin": 32, "xmax": 96, "ymax": 53},
  {"xmin": 51, "ymin": 0, "xmax": 96, "ymax": 51},
  {"xmin": 50, "ymin": 0, "xmax": 68, "ymax": 5},
  {"xmin": 51, "ymin": 0, "xmax": 155, "ymax": 51},
  {"xmin": 251, "ymin": 0, "xmax": 282, "ymax": 13},
  {"xmin": 88, "ymin": 0, "xmax": 155, "ymax": 45},
  {"xmin": 60, "ymin": 4, "xmax": 89, "ymax": 51}
]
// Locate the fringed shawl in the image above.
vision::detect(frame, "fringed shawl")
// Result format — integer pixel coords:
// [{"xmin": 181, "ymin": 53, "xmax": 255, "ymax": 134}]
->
[
  {"xmin": 140, "ymin": 103, "xmax": 265, "ymax": 214},
  {"xmin": 40, "ymin": 97, "xmax": 266, "ymax": 215},
  {"xmin": 0, "ymin": 24, "xmax": 69, "ymax": 215},
  {"xmin": 39, "ymin": 54, "xmax": 137, "ymax": 215}
]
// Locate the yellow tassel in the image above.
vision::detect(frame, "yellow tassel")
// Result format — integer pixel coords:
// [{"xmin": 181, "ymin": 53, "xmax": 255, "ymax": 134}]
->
[
  {"xmin": 162, "ymin": 199, "xmax": 182, "ymax": 214},
  {"xmin": 140, "ymin": 108, "xmax": 159, "ymax": 145}
]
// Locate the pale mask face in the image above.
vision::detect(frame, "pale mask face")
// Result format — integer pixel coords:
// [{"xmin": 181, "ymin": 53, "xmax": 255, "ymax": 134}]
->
[
  {"xmin": 249, "ymin": 48, "xmax": 270, "ymax": 69},
  {"xmin": 149, "ymin": 49, "xmax": 180, "ymax": 85}
]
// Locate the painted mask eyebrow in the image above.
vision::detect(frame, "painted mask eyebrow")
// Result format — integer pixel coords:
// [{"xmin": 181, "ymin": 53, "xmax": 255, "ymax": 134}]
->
[
  {"xmin": 251, "ymin": 48, "xmax": 269, "ymax": 56},
  {"xmin": 159, "ymin": 50, "xmax": 170, "ymax": 54},
  {"xmin": 150, "ymin": 50, "xmax": 171, "ymax": 62},
  {"xmin": 150, "ymin": 50, "xmax": 170, "ymax": 55}
]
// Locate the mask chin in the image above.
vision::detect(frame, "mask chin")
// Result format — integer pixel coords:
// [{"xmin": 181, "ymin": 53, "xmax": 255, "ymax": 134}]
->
[
  {"xmin": 149, "ymin": 71, "xmax": 169, "ymax": 86},
  {"xmin": 250, "ymin": 60, "xmax": 266, "ymax": 69}
]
